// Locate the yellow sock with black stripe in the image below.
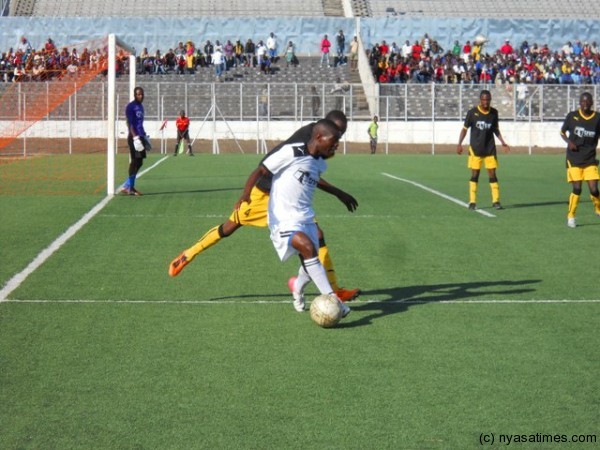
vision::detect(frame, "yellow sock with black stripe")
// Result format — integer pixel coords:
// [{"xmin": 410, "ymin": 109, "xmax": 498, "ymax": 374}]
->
[
  {"xmin": 591, "ymin": 194, "xmax": 600, "ymax": 215},
  {"xmin": 568, "ymin": 193, "xmax": 580, "ymax": 219},
  {"xmin": 185, "ymin": 225, "xmax": 222, "ymax": 261},
  {"xmin": 318, "ymin": 244, "xmax": 339, "ymax": 291},
  {"xmin": 469, "ymin": 181, "xmax": 478, "ymax": 204},
  {"xmin": 490, "ymin": 181, "xmax": 500, "ymax": 204}
]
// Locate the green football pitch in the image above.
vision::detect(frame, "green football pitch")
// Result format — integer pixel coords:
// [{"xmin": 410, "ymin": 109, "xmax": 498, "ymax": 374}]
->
[{"xmin": 1, "ymin": 153, "xmax": 598, "ymax": 449}]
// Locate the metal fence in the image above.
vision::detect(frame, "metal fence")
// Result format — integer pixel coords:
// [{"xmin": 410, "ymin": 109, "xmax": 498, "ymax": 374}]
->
[{"xmin": 1, "ymin": 80, "xmax": 599, "ymax": 123}]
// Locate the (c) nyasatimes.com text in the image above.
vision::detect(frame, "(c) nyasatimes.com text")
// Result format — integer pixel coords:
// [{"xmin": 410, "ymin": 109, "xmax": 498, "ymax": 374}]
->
[{"xmin": 479, "ymin": 432, "xmax": 597, "ymax": 446}]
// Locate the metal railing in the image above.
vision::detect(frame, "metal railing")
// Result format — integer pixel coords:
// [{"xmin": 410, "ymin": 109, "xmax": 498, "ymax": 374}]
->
[{"xmin": 1, "ymin": 81, "xmax": 598, "ymax": 123}]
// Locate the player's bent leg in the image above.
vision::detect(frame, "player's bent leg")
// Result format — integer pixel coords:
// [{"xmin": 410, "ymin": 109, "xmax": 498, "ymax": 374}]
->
[
  {"xmin": 169, "ymin": 222, "xmax": 240, "ymax": 277},
  {"xmin": 316, "ymin": 228, "xmax": 360, "ymax": 302}
]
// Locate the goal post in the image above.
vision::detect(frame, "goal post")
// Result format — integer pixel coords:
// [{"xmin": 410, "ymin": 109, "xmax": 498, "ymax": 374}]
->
[{"xmin": 107, "ymin": 34, "xmax": 136, "ymax": 195}]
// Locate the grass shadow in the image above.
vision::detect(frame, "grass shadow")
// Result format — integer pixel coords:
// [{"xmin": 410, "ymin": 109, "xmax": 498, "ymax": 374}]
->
[{"xmin": 337, "ymin": 279, "xmax": 542, "ymax": 328}]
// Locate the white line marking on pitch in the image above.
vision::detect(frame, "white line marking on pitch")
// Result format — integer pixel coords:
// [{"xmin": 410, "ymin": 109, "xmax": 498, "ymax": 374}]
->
[
  {"xmin": 0, "ymin": 156, "xmax": 169, "ymax": 303},
  {"xmin": 3, "ymin": 299, "xmax": 599, "ymax": 305},
  {"xmin": 381, "ymin": 172, "xmax": 496, "ymax": 218}
]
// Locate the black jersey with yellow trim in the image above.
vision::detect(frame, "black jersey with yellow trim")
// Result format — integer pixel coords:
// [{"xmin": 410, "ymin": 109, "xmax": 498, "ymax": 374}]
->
[
  {"xmin": 560, "ymin": 109, "xmax": 600, "ymax": 167},
  {"xmin": 255, "ymin": 122, "xmax": 316, "ymax": 193},
  {"xmin": 463, "ymin": 105, "xmax": 501, "ymax": 157}
]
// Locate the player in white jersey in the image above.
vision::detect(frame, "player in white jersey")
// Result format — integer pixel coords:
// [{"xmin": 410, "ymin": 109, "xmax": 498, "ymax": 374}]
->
[{"xmin": 240, "ymin": 119, "xmax": 355, "ymax": 316}]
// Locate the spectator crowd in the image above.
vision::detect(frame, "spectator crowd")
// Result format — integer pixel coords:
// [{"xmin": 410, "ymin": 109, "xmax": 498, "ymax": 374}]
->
[
  {"xmin": 3, "ymin": 33, "xmax": 600, "ymax": 85},
  {"xmin": 0, "ymin": 33, "xmax": 299, "ymax": 82},
  {"xmin": 368, "ymin": 34, "xmax": 600, "ymax": 85}
]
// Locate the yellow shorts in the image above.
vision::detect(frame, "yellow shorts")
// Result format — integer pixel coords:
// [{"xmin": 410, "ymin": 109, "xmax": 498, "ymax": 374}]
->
[
  {"xmin": 567, "ymin": 163, "xmax": 600, "ymax": 183},
  {"xmin": 468, "ymin": 148, "xmax": 498, "ymax": 170},
  {"xmin": 229, "ymin": 186, "xmax": 269, "ymax": 227}
]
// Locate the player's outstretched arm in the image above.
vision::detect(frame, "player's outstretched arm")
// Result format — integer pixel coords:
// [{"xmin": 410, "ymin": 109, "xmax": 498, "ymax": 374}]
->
[
  {"xmin": 318, "ymin": 178, "xmax": 358, "ymax": 212},
  {"xmin": 234, "ymin": 165, "xmax": 269, "ymax": 210}
]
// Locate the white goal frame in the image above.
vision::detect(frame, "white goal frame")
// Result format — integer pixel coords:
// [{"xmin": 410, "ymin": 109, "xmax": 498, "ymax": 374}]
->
[{"xmin": 107, "ymin": 34, "xmax": 136, "ymax": 195}]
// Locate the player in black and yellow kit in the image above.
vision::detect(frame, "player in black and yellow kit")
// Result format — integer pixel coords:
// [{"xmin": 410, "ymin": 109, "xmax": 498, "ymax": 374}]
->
[
  {"xmin": 560, "ymin": 92, "xmax": 600, "ymax": 228},
  {"xmin": 168, "ymin": 110, "xmax": 361, "ymax": 302},
  {"xmin": 457, "ymin": 90, "xmax": 510, "ymax": 210}
]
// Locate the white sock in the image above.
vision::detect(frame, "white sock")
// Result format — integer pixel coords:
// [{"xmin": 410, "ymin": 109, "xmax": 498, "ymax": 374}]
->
[
  {"xmin": 303, "ymin": 256, "xmax": 333, "ymax": 295},
  {"xmin": 295, "ymin": 266, "xmax": 311, "ymax": 293}
]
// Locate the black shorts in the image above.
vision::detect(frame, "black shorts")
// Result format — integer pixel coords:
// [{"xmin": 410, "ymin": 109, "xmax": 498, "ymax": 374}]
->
[{"xmin": 177, "ymin": 129, "xmax": 190, "ymax": 140}]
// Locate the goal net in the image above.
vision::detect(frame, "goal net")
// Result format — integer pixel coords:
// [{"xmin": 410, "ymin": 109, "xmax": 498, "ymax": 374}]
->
[{"xmin": 0, "ymin": 35, "xmax": 134, "ymax": 196}]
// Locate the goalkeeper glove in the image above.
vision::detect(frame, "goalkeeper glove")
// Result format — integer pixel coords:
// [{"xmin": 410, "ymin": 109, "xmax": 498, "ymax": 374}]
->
[{"xmin": 133, "ymin": 136, "xmax": 145, "ymax": 152}]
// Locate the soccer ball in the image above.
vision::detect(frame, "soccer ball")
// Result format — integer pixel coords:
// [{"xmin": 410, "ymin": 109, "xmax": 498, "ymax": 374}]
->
[{"xmin": 310, "ymin": 294, "xmax": 342, "ymax": 328}]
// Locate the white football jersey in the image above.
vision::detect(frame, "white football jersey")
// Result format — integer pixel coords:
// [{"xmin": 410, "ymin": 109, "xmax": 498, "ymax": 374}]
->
[{"xmin": 262, "ymin": 142, "xmax": 327, "ymax": 228}]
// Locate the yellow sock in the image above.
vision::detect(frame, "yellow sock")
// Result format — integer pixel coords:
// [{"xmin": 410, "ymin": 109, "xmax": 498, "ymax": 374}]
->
[
  {"xmin": 469, "ymin": 181, "xmax": 478, "ymax": 204},
  {"xmin": 318, "ymin": 245, "xmax": 339, "ymax": 291},
  {"xmin": 591, "ymin": 194, "xmax": 600, "ymax": 215},
  {"xmin": 490, "ymin": 181, "xmax": 500, "ymax": 203},
  {"xmin": 185, "ymin": 226, "xmax": 222, "ymax": 261},
  {"xmin": 568, "ymin": 193, "xmax": 580, "ymax": 219}
]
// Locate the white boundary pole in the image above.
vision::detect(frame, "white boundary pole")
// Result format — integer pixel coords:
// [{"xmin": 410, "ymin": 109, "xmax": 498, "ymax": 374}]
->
[{"xmin": 107, "ymin": 34, "xmax": 116, "ymax": 195}]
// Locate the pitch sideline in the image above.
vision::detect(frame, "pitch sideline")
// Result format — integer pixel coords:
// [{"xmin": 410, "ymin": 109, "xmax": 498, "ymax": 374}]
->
[
  {"xmin": 3, "ymin": 298, "xmax": 599, "ymax": 305},
  {"xmin": 381, "ymin": 172, "xmax": 496, "ymax": 218}
]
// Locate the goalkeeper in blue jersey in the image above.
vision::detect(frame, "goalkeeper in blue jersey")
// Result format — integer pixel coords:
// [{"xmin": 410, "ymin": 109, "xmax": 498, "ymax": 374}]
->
[{"xmin": 121, "ymin": 86, "xmax": 151, "ymax": 196}]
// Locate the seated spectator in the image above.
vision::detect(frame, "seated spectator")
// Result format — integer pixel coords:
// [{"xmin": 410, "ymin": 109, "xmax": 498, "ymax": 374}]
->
[
  {"xmin": 430, "ymin": 40, "xmax": 443, "ymax": 56},
  {"xmin": 154, "ymin": 50, "xmax": 166, "ymax": 74},
  {"xmin": 245, "ymin": 38, "xmax": 255, "ymax": 67},
  {"xmin": 176, "ymin": 54, "xmax": 186, "ymax": 74},
  {"xmin": 89, "ymin": 49, "xmax": 99, "ymax": 71},
  {"xmin": 194, "ymin": 47, "xmax": 207, "ymax": 68},
  {"xmin": 259, "ymin": 53, "xmax": 271, "ymax": 74},
  {"xmin": 31, "ymin": 59, "xmax": 45, "ymax": 81},
  {"xmin": 234, "ymin": 39, "xmax": 244, "ymax": 67},
  {"xmin": 164, "ymin": 48, "xmax": 176, "ymax": 71},
  {"xmin": 224, "ymin": 39, "xmax": 234, "ymax": 70},
  {"xmin": 80, "ymin": 48, "xmax": 90, "ymax": 67},
  {"xmin": 13, "ymin": 64, "xmax": 28, "ymax": 82},
  {"xmin": 66, "ymin": 57, "xmax": 78, "ymax": 77}
]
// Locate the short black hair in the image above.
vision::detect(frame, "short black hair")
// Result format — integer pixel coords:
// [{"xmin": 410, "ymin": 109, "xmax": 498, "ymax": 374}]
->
[{"xmin": 313, "ymin": 119, "xmax": 341, "ymax": 139}]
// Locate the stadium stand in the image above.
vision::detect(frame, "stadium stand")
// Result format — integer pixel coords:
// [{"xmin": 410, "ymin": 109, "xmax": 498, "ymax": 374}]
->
[
  {"xmin": 361, "ymin": 0, "xmax": 600, "ymax": 18},
  {"xmin": 0, "ymin": 0, "xmax": 598, "ymax": 126},
  {"xmin": 11, "ymin": 0, "xmax": 328, "ymax": 17}
]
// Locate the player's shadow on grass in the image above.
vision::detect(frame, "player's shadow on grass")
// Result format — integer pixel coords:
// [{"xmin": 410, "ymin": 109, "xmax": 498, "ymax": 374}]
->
[
  {"xmin": 337, "ymin": 279, "xmax": 541, "ymax": 328},
  {"xmin": 140, "ymin": 187, "xmax": 242, "ymax": 196},
  {"xmin": 505, "ymin": 200, "xmax": 564, "ymax": 209}
]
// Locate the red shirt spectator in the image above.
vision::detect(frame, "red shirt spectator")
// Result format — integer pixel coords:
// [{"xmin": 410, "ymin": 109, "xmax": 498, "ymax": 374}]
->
[
  {"xmin": 411, "ymin": 41, "xmax": 422, "ymax": 60},
  {"xmin": 379, "ymin": 41, "xmax": 389, "ymax": 57},
  {"xmin": 500, "ymin": 39, "xmax": 513, "ymax": 56},
  {"xmin": 462, "ymin": 41, "xmax": 472, "ymax": 58},
  {"xmin": 320, "ymin": 36, "xmax": 331, "ymax": 54}
]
